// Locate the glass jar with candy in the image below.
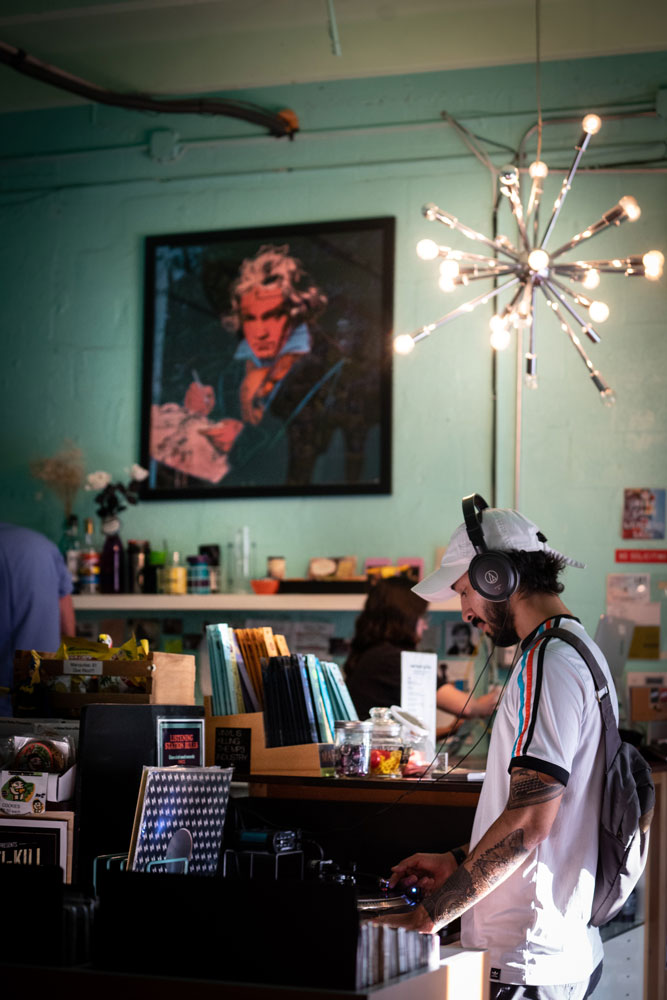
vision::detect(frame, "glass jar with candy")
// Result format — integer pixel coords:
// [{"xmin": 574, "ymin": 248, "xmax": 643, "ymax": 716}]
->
[
  {"xmin": 333, "ymin": 720, "xmax": 371, "ymax": 778},
  {"xmin": 368, "ymin": 707, "xmax": 409, "ymax": 777}
]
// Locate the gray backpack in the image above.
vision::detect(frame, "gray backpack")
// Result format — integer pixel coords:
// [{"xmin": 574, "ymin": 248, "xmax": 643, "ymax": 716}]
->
[{"xmin": 542, "ymin": 627, "xmax": 655, "ymax": 926}]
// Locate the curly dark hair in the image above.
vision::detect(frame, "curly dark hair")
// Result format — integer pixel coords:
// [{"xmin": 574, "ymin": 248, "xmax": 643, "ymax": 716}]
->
[
  {"xmin": 506, "ymin": 549, "xmax": 567, "ymax": 596},
  {"xmin": 345, "ymin": 576, "xmax": 428, "ymax": 672},
  {"xmin": 222, "ymin": 244, "xmax": 327, "ymax": 337}
]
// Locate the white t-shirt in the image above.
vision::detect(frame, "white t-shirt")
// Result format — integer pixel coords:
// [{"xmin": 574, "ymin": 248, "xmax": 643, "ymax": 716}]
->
[{"xmin": 460, "ymin": 615, "xmax": 617, "ymax": 986}]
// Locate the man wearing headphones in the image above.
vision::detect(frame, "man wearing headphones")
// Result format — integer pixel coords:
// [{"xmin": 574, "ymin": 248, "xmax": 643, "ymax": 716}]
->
[{"xmin": 382, "ymin": 495, "xmax": 613, "ymax": 1000}]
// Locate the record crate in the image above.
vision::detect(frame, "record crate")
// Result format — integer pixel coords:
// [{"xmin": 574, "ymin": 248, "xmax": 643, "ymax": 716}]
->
[{"xmin": 12, "ymin": 649, "xmax": 196, "ymax": 718}]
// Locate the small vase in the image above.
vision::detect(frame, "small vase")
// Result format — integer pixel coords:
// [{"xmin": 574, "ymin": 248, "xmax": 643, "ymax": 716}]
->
[{"xmin": 99, "ymin": 517, "xmax": 126, "ymax": 593}]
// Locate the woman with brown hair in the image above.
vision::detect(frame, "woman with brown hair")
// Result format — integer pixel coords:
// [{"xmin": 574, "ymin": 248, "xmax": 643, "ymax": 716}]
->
[{"xmin": 344, "ymin": 575, "xmax": 498, "ymax": 724}]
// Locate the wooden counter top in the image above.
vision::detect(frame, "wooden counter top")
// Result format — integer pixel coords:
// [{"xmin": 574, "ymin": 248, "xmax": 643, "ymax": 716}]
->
[{"xmin": 247, "ymin": 771, "xmax": 484, "ymax": 807}]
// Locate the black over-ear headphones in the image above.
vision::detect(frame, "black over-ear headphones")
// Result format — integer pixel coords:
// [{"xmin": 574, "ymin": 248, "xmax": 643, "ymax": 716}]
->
[{"xmin": 462, "ymin": 493, "xmax": 519, "ymax": 602}]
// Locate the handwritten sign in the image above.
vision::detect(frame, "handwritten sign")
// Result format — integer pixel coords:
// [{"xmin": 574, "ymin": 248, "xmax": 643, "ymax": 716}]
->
[{"xmin": 214, "ymin": 726, "xmax": 252, "ymax": 772}]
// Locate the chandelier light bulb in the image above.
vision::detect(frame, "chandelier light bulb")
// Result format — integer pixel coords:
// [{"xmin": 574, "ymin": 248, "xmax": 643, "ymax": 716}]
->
[
  {"xmin": 438, "ymin": 274, "xmax": 457, "ymax": 293},
  {"xmin": 402, "ymin": 116, "xmax": 663, "ymax": 403},
  {"xmin": 582, "ymin": 114, "xmax": 602, "ymax": 135},
  {"xmin": 528, "ymin": 249, "xmax": 550, "ymax": 272},
  {"xmin": 588, "ymin": 300, "xmax": 610, "ymax": 323},
  {"xmin": 525, "ymin": 373, "xmax": 539, "ymax": 390},
  {"xmin": 529, "ymin": 160, "xmax": 549, "ymax": 179},
  {"xmin": 618, "ymin": 195, "xmax": 641, "ymax": 222},
  {"xmin": 643, "ymin": 250, "xmax": 664, "ymax": 280},
  {"xmin": 600, "ymin": 387, "xmax": 616, "ymax": 407},
  {"xmin": 393, "ymin": 334, "xmax": 415, "ymax": 355},
  {"xmin": 439, "ymin": 258, "xmax": 460, "ymax": 279},
  {"xmin": 416, "ymin": 238, "xmax": 439, "ymax": 261},
  {"xmin": 582, "ymin": 268, "xmax": 600, "ymax": 290},
  {"xmin": 490, "ymin": 327, "xmax": 511, "ymax": 351},
  {"xmin": 489, "ymin": 315, "xmax": 511, "ymax": 351}
]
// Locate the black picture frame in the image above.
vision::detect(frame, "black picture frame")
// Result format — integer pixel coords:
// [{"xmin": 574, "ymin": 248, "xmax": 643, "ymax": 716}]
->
[{"xmin": 140, "ymin": 217, "xmax": 394, "ymax": 499}]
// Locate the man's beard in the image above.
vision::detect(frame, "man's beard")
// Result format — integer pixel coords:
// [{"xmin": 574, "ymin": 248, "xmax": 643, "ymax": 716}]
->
[{"xmin": 474, "ymin": 601, "xmax": 519, "ymax": 647}]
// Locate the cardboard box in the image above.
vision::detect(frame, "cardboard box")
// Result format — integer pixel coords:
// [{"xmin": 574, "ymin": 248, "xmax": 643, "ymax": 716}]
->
[
  {"xmin": 13, "ymin": 649, "xmax": 195, "ymax": 718},
  {"xmin": 0, "ymin": 764, "xmax": 76, "ymax": 817}
]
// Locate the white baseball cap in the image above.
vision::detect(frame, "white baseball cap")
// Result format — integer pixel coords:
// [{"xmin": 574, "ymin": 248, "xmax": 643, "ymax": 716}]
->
[{"xmin": 413, "ymin": 506, "xmax": 585, "ymax": 601}]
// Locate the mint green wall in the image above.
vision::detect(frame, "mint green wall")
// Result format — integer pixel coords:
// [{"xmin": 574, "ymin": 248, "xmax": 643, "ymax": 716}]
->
[{"xmin": 1, "ymin": 53, "xmax": 666, "ymax": 635}]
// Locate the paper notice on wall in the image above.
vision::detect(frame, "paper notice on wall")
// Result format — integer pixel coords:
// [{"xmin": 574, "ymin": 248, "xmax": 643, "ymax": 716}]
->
[
  {"xmin": 400, "ymin": 651, "xmax": 437, "ymax": 748},
  {"xmin": 603, "ymin": 594, "xmax": 661, "ymax": 659},
  {"xmin": 606, "ymin": 573, "xmax": 651, "ymax": 609}
]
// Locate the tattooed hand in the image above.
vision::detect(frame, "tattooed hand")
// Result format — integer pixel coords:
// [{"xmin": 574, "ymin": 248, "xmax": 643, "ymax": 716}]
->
[
  {"xmin": 387, "ymin": 851, "xmax": 460, "ymax": 892},
  {"xmin": 422, "ymin": 829, "xmax": 528, "ymax": 929},
  {"xmin": 416, "ymin": 766, "xmax": 565, "ymax": 931}
]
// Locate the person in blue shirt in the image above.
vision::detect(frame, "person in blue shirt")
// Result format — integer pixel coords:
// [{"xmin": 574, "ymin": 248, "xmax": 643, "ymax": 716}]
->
[{"xmin": 0, "ymin": 522, "xmax": 75, "ymax": 715}]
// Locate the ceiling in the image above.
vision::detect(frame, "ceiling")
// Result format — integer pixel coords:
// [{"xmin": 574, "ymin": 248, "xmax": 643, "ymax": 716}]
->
[{"xmin": 0, "ymin": 0, "xmax": 666, "ymax": 115}]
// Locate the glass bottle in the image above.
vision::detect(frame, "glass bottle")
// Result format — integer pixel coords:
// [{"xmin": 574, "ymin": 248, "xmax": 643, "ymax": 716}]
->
[
  {"xmin": 127, "ymin": 539, "xmax": 150, "ymax": 594},
  {"xmin": 79, "ymin": 517, "xmax": 100, "ymax": 594},
  {"xmin": 158, "ymin": 550, "xmax": 187, "ymax": 595},
  {"xmin": 333, "ymin": 720, "xmax": 371, "ymax": 778},
  {"xmin": 187, "ymin": 555, "xmax": 211, "ymax": 595},
  {"xmin": 99, "ymin": 517, "xmax": 125, "ymax": 594},
  {"xmin": 59, "ymin": 514, "xmax": 81, "ymax": 594}
]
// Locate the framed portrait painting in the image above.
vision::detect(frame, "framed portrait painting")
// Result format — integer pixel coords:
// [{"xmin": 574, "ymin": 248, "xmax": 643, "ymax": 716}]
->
[{"xmin": 141, "ymin": 217, "xmax": 395, "ymax": 499}]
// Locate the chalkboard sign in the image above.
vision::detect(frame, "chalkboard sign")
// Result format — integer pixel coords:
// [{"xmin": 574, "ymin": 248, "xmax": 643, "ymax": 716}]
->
[{"xmin": 214, "ymin": 725, "xmax": 252, "ymax": 771}]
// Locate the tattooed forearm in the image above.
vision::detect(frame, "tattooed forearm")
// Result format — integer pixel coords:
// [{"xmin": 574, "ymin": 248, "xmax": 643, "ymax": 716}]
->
[
  {"xmin": 507, "ymin": 768, "xmax": 565, "ymax": 810},
  {"xmin": 422, "ymin": 829, "xmax": 528, "ymax": 928}
]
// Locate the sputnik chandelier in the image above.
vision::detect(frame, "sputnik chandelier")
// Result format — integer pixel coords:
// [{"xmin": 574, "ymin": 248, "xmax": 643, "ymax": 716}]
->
[{"xmin": 393, "ymin": 113, "xmax": 664, "ymax": 404}]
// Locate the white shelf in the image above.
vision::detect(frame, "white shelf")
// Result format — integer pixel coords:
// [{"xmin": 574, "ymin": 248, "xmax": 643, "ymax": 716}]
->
[{"xmin": 73, "ymin": 593, "xmax": 460, "ymax": 614}]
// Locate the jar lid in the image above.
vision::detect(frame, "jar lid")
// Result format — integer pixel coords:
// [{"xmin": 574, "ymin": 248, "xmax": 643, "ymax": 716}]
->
[
  {"xmin": 368, "ymin": 706, "xmax": 393, "ymax": 721},
  {"xmin": 334, "ymin": 720, "xmax": 371, "ymax": 731},
  {"xmin": 390, "ymin": 706, "xmax": 430, "ymax": 738},
  {"xmin": 370, "ymin": 721, "xmax": 401, "ymax": 738}
]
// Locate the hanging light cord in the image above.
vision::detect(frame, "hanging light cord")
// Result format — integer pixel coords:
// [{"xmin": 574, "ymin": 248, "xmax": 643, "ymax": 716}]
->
[{"xmin": 535, "ymin": 0, "xmax": 543, "ymax": 165}]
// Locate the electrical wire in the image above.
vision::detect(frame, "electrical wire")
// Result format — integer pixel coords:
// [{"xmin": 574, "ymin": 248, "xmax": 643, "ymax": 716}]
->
[
  {"xmin": 0, "ymin": 40, "xmax": 298, "ymax": 138},
  {"xmin": 534, "ymin": 0, "xmax": 543, "ymax": 166}
]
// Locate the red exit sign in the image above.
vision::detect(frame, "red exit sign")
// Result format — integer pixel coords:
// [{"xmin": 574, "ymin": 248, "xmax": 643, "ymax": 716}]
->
[{"xmin": 616, "ymin": 549, "xmax": 667, "ymax": 563}]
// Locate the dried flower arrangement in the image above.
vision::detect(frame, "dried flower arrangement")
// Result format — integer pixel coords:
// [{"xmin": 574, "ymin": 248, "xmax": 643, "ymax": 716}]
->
[{"xmin": 30, "ymin": 440, "xmax": 85, "ymax": 518}]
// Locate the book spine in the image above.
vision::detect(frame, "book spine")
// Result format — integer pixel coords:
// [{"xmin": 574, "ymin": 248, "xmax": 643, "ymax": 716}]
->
[
  {"xmin": 220, "ymin": 623, "xmax": 243, "ymax": 715},
  {"xmin": 305, "ymin": 654, "xmax": 329, "ymax": 742},
  {"xmin": 312, "ymin": 656, "xmax": 336, "ymax": 742},
  {"xmin": 320, "ymin": 661, "xmax": 347, "ymax": 721},
  {"xmin": 323, "ymin": 661, "xmax": 359, "ymax": 721},
  {"xmin": 230, "ymin": 631, "xmax": 260, "ymax": 712},
  {"xmin": 274, "ymin": 633, "xmax": 290, "ymax": 656},
  {"xmin": 295, "ymin": 654, "xmax": 320, "ymax": 743},
  {"xmin": 260, "ymin": 626, "xmax": 280, "ymax": 659}
]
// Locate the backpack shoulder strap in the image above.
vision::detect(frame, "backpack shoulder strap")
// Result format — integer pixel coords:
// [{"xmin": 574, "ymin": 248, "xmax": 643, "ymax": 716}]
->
[{"xmin": 535, "ymin": 626, "xmax": 621, "ymax": 769}]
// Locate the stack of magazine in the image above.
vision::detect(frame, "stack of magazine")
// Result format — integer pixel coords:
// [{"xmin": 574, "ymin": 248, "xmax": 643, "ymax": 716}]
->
[
  {"xmin": 206, "ymin": 622, "xmax": 358, "ymax": 746},
  {"xmin": 356, "ymin": 923, "xmax": 439, "ymax": 988},
  {"xmin": 206, "ymin": 623, "xmax": 290, "ymax": 714}
]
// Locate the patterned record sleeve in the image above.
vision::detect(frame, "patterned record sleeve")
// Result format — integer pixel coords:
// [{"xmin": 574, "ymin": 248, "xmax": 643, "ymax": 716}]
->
[{"xmin": 130, "ymin": 766, "xmax": 233, "ymax": 874}]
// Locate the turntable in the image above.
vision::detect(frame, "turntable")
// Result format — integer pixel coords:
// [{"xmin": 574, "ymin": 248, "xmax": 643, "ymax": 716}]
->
[{"xmin": 356, "ymin": 880, "xmax": 423, "ymax": 917}]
